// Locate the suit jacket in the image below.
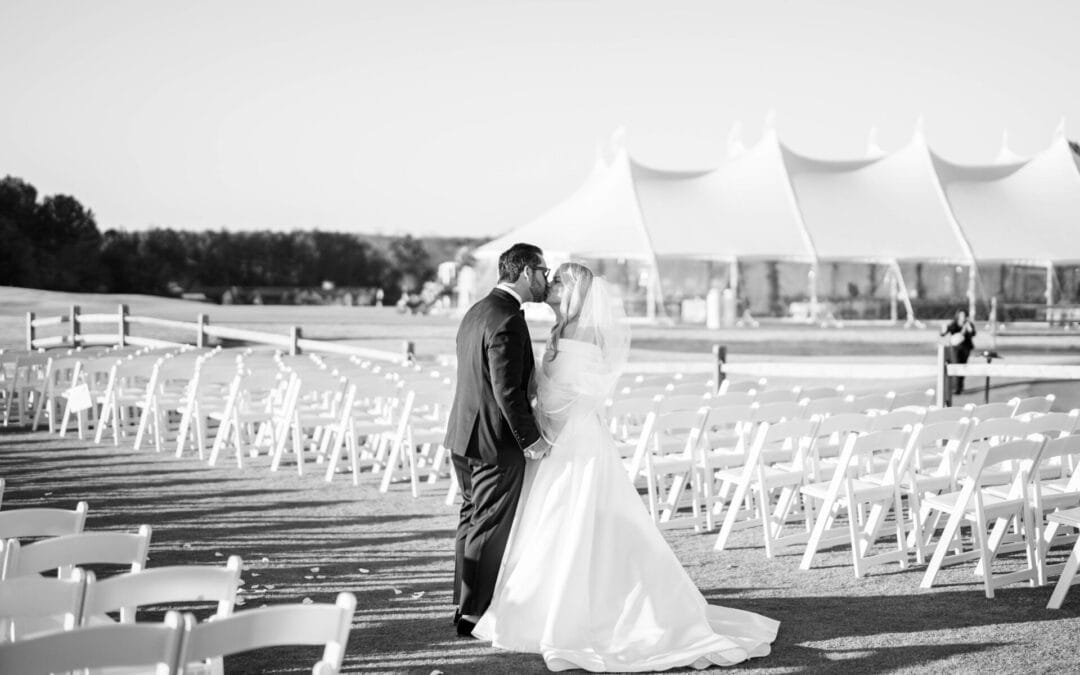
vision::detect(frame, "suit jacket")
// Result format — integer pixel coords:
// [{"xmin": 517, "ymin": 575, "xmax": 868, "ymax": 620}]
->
[{"xmin": 445, "ymin": 288, "xmax": 541, "ymax": 465}]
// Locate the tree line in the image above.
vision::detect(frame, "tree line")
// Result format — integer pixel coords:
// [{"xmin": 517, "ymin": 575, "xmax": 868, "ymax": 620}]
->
[{"xmin": 0, "ymin": 175, "xmax": 481, "ymax": 304}]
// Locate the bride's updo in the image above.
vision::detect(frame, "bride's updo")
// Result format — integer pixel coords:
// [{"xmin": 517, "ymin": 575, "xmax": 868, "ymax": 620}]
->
[{"xmin": 548, "ymin": 262, "xmax": 593, "ymax": 359}]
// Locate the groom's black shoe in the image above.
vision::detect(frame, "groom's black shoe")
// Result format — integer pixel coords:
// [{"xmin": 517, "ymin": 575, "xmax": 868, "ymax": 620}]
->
[{"xmin": 455, "ymin": 617, "xmax": 476, "ymax": 638}]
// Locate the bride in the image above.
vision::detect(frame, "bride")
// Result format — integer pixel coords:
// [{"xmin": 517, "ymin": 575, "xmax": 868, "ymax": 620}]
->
[{"xmin": 472, "ymin": 262, "xmax": 779, "ymax": 672}]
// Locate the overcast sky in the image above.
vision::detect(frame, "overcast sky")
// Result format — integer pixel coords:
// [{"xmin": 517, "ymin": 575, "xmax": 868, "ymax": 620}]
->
[{"xmin": 2, "ymin": 0, "xmax": 1078, "ymax": 238}]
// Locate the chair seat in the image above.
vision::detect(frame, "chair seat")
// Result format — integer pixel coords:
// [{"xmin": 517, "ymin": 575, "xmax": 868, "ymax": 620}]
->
[
  {"xmin": 701, "ymin": 448, "xmax": 746, "ymax": 468},
  {"xmin": 801, "ymin": 478, "xmax": 892, "ymax": 501},
  {"xmin": 1048, "ymin": 507, "xmax": 1080, "ymax": 528},
  {"xmin": 650, "ymin": 454, "xmax": 694, "ymax": 471},
  {"xmin": 923, "ymin": 489, "xmax": 1025, "ymax": 516}
]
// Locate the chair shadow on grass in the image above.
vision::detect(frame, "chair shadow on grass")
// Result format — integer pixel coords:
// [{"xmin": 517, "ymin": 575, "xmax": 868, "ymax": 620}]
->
[{"xmin": 702, "ymin": 588, "xmax": 1075, "ymax": 646}]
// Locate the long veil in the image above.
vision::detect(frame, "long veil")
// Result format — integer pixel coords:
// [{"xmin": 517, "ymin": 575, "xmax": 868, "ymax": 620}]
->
[{"xmin": 535, "ymin": 276, "xmax": 631, "ymax": 444}]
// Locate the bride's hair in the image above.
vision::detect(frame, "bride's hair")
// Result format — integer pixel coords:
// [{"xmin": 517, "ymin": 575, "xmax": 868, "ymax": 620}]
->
[{"xmin": 547, "ymin": 262, "xmax": 593, "ymax": 359}]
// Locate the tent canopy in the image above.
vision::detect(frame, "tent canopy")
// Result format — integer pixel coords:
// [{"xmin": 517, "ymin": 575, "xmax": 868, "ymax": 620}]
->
[{"xmin": 477, "ymin": 123, "xmax": 1080, "ymax": 276}]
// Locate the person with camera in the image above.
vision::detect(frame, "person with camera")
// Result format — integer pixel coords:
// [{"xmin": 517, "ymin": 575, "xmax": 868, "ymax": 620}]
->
[{"xmin": 942, "ymin": 309, "xmax": 977, "ymax": 395}]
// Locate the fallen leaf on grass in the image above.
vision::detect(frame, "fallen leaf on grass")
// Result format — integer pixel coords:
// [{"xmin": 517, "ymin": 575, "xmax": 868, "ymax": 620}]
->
[
  {"xmin": 411, "ymin": 591, "xmax": 425, "ymax": 599},
  {"xmin": 358, "ymin": 568, "xmax": 370, "ymax": 574},
  {"xmin": 391, "ymin": 588, "xmax": 402, "ymax": 595}
]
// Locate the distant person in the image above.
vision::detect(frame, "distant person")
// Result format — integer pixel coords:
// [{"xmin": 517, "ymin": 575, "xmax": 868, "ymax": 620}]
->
[{"xmin": 942, "ymin": 309, "xmax": 976, "ymax": 395}]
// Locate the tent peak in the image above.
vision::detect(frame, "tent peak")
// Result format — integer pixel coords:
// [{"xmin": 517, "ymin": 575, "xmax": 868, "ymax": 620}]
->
[
  {"xmin": 995, "ymin": 129, "xmax": 1026, "ymax": 164},
  {"xmin": 912, "ymin": 115, "xmax": 926, "ymax": 142},
  {"xmin": 597, "ymin": 126, "xmax": 628, "ymax": 165},
  {"xmin": 866, "ymin": 126, "xmax": 885, "ymax": 158},
  {"xmin": 1054, "ymin": 116, "xmax": 1067, "ymax": 141},
  {"xmin": 763, "ymin": 108, "xmax": 777, "ymax": 134},
  {"xmin": 727, "ymin": 120, "xmax": 745, "ymax": 159}
]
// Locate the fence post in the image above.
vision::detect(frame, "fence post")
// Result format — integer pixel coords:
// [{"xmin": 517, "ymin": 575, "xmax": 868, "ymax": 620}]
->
[
  {"xmin": 26, "ymin": 312, "xmax": 35, "ymax": 350},
  {"xmin": 117, "ymin": 304, "xmax": 129, "ymax": 347},
  {"xmin": 936, "ymin": 344, "xmax": 952, "ymax": 408},
  {"xmin": 70, "ymin": 305, "xmax": 80, "ymax": 347},
  {"xmin": 713, "ymin": 344, "xmax": 726, "ymax": 393},
  {"xmin": 403, "ymin": 340, "xmax": 416, "ymax": 364},
  {"xmin": 290, "ymin": 326, "xmax": 302, "ymax": 356},
  {"xmin": 196, "ymin": 314, "xmax": 207, "ymax": 348}
]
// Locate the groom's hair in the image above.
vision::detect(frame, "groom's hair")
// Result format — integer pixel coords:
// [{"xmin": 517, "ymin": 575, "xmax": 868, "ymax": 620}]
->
[{"xmin": 498, "ymin": 243, "xmax": 544, "ymax": 282}]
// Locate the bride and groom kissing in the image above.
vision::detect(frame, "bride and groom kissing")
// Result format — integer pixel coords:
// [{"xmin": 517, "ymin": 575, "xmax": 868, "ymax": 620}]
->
[{"xmin": 443, "ymin": 242, "xmax": 778, "ymax": 672}]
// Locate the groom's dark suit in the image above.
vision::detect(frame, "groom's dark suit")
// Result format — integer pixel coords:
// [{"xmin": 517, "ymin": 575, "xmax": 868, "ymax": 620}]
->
[{"xmin": 445, "ymin": 287, "xmax": 541, "ymax": 620}]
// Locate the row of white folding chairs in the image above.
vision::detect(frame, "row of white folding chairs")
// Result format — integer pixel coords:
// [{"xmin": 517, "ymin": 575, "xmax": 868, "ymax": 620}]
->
[
  {"xmin": 699, "ymin": 406, "xmax": 1080, "ymax": 598},
  {"xmin": 120, "ymin": 348, "xmax": 460, "ymax": 498},
  {"xmin": 618, "ymin": 394, "xmax": 1065, "ymax": 533},
  {"xmin": 1, "ymin": 346, "xmax": 134, "ymax": 430},
  {"xmin": 0, "ymin": 585, "xmax": 355, "ymax": 675},
  {"xmin": 1, "ymin": 554, "xmax": 241, "ymax": 642}
]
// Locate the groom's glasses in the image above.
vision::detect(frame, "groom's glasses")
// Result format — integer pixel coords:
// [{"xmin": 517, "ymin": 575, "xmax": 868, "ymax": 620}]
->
[{"xmin": 531, "ymin": 266, "xmax": 551, "ymax": 281}]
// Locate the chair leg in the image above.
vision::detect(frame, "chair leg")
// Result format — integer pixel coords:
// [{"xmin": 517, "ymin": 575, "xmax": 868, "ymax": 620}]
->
[
  {"xmin": 1048, "ymin": 538, "xmax": 1080, "ymax": 609},
  {"xmin": 920, "ymin": 509, "xmax": 965, "ymax": 590}
]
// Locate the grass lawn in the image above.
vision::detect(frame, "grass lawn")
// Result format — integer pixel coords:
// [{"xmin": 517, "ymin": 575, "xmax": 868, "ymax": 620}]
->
[{"xmin": 2, "ymin": 427, "xmax": 1079, "ymax": 674}]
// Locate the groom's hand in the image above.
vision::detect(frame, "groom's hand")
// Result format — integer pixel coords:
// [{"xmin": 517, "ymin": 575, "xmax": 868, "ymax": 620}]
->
[{"xmin": 523, "ymin": 438, "xmax": 550, "ymax": 461}]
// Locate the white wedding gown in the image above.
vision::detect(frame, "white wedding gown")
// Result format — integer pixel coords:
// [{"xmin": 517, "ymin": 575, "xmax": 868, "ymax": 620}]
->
[{"xmin": 473, "ymin": 338, "xmax": 779, "ymax": 672}]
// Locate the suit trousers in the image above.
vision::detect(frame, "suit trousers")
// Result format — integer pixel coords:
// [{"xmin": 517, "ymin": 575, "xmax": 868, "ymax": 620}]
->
[{"xmin": 452, "ymin": 451, "xmax": 526, "ymax": 618}]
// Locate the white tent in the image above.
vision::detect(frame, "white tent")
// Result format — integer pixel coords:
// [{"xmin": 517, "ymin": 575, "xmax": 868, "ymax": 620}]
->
[
  {"xmin": 474, "ymin": 131, "xmax": 657, "ymax": 262},
  {"xmin": 635, "ymin": 127, "xmax": 815, "ymax": 263},
  {"xmin": 471, "ymin": 121, "xmax": 1080, "ymax": 322},
  {"xmin": 936, "ymin": 129, "xmax": 1080, "ymax": 266}
]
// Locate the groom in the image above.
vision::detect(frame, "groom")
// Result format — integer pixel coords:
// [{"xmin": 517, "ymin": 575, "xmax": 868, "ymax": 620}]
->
[{"xmin": 444, "ymin": 242, "xmax": 552, "ymax": 638}]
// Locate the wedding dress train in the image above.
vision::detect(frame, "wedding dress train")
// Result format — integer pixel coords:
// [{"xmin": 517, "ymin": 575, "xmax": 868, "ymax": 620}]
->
[{"xmin": 473, "ymin": 338, "xmax": 778, "ymax": 671}]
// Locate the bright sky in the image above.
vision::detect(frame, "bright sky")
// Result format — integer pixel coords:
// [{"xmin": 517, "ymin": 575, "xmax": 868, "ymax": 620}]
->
[{"xmin": 2, "ymin": 0, "xmax": 1078, "ymax": 238}]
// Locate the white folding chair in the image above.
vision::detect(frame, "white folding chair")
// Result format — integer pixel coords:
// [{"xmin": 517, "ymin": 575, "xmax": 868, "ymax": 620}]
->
[
  {"xmin": 177, "ymin": 592, "xmax": 356, "ymax": 675},
  {"xmin": 1024, "ymin": 435, "xmax": 1080, "ymax": 585},
  {"xmin": 968, "ymin": 400, "xmax": 1019, "ymax": 421},
  {"xmin": 0, "ymin": 568, "xmax": 86, "ymax": 642},
  {"xmin": 1, "ymin": 525, "xmax": 151, "ymax": 580},
  {"xmin": 921, "ymin": 405, "xmax": 972, "ymax": 425},
  {"xmin": 3, "ymin": 353, "xmax": 51, "ymax": 427},
  {"xmin": 0, "ymin": 610, "xmax": 184, "ymax": 675},
  {"xmin": 1011, "ymin": 394, "xmax": 1055, "ymax": 417},
  {"xmin": 0, "ymin": 501, "xmax": 88, "ymax": 541},
  {"xmin": 96, "ymin": 351, "xmax": 169, "ymax": 446},
  {"xmin": 378, "ymin": 380, "xmax": 454, "ymax": 496},
  {"xmin": 1046, "ymin": 507, "xmax": 1080, "ymax": 609},
  {"xmin": 176, "ymin": 357, "xmax": 240, "ymax": 460},
  {"xmin": 642, "ymin": 408, "xmax": 709, "ymax": 531},
  {"xmin": 716, "ymin": 378, "xmax": 766, "ymax": 395},
  {"xmin": 271, "ymin": 369, "xmax": 349, "ymax": 476},
  {"xmin": 869, "ymin": 408, "xmax": 924, "ymax": 432},
  {"xmin": 848, "ymin": 392, "xmax": 896, "ymax": 414},
  {"xmin": 713, "ymin": 417, "xmax": 820, "ymax": 555},
  {"xmin": 696, "ymin": 403, "xmax": 756, "ymax": 530},
  {"xmin": 799, "ymin": 429, "xmax": 912, "ymax": 577},
  {"xmin": 891, "ymin": 389, "xmax": 935, "ymax": 410},
  {"xmin": 884, "ymin": 420, "xmax": 972, "ymax": 563},
  {"xmin": 919, "ymin": 438, "xmax": 1044, "ymax": 598},
  {"xmin": 82, "ymin": 555, "xmax": 241, "ymax": 626},
  {"xmin": 799, "ymin": 385, "xmax": 845, "ymax": 401},
  {"xmin": 32, "ymin": 351, "xmax": 80, "ymax": 434},
  {"xmin": 208, "ymin": 368, "xmax": 287, "ymax": 468},
  {"xmin": 655, "ymin": 393, "xmax": 711, "ymax": 415},
  {"xmin": 135, "ymin": 350, "xmax": 212, "ymax": 453}
]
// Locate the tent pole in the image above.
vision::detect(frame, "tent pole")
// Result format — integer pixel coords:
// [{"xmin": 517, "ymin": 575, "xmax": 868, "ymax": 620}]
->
[
  {"xmin": 891, "ymin": 261, "xmax": 922, "ymax": 328},
  {"xmin": 1046, "ymin": 262, "xmax": 1055, "ymax": 322},
  {"xmin": 888, "ymin": 266, "xmax": 899, "ymax": 323},
  {"xmin": 967, "ymin": 264, "xmax": 978, "ymax": 320},
  {"xmin": 809, "ymin": 263, "xmax": 819, "ymax": 323}
]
